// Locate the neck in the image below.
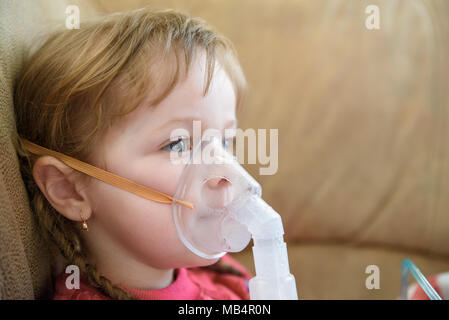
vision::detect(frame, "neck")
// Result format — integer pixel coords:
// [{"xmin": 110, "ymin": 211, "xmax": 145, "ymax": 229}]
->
[{"xmin": 82, "ymin": 226, "xmax": 174, "ymax": 291}]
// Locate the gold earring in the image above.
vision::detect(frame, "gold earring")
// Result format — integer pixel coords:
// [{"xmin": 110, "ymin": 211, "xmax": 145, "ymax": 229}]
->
[{"xmin": 79, "ymin": 210, "xmax": 89, "ymax": 231}]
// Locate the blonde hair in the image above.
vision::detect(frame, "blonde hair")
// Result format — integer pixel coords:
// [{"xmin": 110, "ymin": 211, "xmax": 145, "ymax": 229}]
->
[{"xmin": 14, "ymin": 7, "xmax": 246, "ymax": 299}]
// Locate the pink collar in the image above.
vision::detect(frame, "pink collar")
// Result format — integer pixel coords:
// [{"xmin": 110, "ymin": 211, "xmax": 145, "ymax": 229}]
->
[{"xmin": 123, "ymin": 268, "xmax": 200, "ymax": 300}]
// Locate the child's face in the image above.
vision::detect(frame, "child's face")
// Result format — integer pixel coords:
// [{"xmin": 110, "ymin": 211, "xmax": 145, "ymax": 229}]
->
[{"xmin": 83, "ymin": 54, "xmax": 237, "ymax": 270}]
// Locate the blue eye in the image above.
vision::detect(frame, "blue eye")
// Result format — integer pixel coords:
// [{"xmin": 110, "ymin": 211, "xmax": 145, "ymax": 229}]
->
[{"xmin": 163, "ymin": 138, "xmax": 190, "ymax": 153}]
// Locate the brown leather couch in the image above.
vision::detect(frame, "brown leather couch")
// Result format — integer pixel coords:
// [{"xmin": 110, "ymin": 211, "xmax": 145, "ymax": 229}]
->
[{"xmin": 1, "ymin": 0, "xmax": 449, "ymax": 299}]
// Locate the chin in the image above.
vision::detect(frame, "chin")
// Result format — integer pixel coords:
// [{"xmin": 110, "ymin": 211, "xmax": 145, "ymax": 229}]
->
[{"xmin": 183, "ymin": 254, "xmax": 220, "ymax": 268}]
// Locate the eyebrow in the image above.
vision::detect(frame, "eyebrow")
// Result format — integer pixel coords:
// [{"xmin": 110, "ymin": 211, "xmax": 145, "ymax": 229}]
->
[
  {"xmin": 152, "ymin": 117, "xmax": 237, "ymax": 133},
  {"xmin": 152, "ymin": 118, "xmax": 194, "ymax": 133}
]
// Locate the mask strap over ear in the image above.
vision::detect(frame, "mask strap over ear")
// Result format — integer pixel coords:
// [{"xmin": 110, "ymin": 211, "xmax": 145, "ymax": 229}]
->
[{"xmin": 19, "ymin": 138, "xmax": 194, "ymax": 210}]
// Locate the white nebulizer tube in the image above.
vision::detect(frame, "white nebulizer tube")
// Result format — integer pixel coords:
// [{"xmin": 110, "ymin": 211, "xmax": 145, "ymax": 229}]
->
[
  {"xmin": 172, "ymin": 138, "xmax": 298, "ymax": 300},
  {"xmin": 227, "ymin": 195, "xmax": 298, "ymax": 299}
]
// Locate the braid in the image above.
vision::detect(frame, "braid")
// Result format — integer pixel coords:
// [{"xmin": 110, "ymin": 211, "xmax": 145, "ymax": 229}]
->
[
  {"xmin": 20, "ymin": 151, "xmax": 135, "ymax": 300},
  {"xmin": 34, "ymin": 191, "xmax": 134, "ymax": 299}
]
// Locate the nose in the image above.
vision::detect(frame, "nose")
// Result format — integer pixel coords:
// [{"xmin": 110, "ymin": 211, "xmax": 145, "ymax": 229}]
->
[
  {"xmin": 206, "ymin": 177, "xmax": 230, "ymax": 189},
  {"xmin": 202, "ymin": 177, "xmax": 233, "ymax": 208}
]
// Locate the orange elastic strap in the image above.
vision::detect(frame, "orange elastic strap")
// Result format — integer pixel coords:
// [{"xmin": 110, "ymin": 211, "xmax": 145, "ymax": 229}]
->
[{"xmin": 20, "ymin": 138, "xmax": 194, "ymax": 210}]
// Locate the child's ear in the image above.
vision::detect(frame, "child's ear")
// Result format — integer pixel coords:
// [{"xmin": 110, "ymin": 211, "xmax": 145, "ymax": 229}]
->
[{"xmin": 32, "ymin": 155, "xmax": 92, "ymax": 222}]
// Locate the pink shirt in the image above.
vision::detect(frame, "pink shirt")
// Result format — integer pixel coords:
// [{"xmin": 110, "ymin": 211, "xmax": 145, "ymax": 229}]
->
[{"xmin": 53, "ymin": 254, "xmax": 252, "ymax": 300}]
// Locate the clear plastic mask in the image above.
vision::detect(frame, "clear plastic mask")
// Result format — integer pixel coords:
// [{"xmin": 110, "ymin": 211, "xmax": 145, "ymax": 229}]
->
[{"xmin": 172, "ymin": 137, "xmax": 259, "ymax": 259}]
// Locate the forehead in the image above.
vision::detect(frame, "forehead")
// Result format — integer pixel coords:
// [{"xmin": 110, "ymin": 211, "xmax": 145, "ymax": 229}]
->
[{"xmin": 122, "ymin": 54, "xmax": 237, "ymax": 136}]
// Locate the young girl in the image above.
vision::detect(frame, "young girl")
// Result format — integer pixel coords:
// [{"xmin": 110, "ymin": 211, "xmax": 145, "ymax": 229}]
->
[{"xmin": 14, "ymin": 7, "xmax": 251, "ymax": 300}]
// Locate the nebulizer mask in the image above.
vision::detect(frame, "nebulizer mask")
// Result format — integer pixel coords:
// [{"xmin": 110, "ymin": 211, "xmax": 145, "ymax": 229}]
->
[
  {"xmin": 20, "ymin": 136, "xmax": 298, "ymax": 300},
  {"xmin": 172, "ymin": 137, "xmax": 298, "ymax": 299}
]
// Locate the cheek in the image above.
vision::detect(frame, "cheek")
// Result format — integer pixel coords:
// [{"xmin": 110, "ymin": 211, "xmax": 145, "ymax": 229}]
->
[
  {"xmin": 85, "ymin": 158, "xmax": 214, "ymax": 269},
  {"xmin": 88, "ymin": 182, "xmax": 186, "ymax": 267},
  {"xmin": 142, "ymin": 162, "xmax": 181, "ymax": 196},
  {"xmin": 131, "ymin": 153, "xmax": 188, "ymax": 196}
]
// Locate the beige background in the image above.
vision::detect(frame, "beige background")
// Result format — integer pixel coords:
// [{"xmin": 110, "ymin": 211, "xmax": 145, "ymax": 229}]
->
[{"xmin": 1, "ymin": 0, "xmax": 449, "ymax": 299}]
